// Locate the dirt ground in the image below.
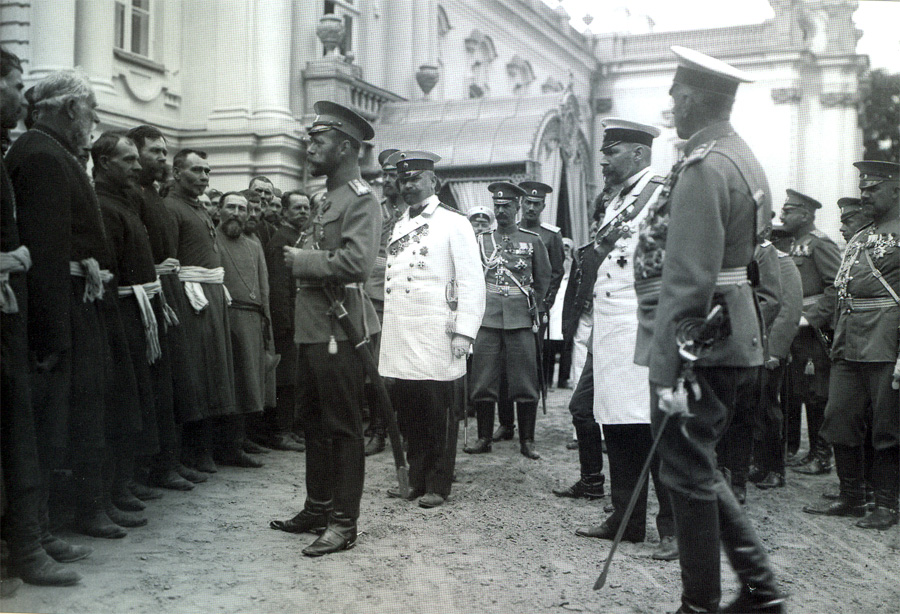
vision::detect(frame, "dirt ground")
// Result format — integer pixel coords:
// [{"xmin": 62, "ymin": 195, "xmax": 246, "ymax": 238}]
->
[{"xmin": 2, "ymin": 387, "xmax": 898, "ymax": 614}]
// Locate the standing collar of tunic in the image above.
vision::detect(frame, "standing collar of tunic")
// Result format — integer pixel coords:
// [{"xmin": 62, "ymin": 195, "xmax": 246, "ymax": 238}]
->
[{"xmin": 683, "ymin": 121, "xmax": 735, "ymax": 156}]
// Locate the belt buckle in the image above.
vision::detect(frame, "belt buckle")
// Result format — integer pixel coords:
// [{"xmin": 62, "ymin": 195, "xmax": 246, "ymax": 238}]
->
[{"xmin": 502, "ymin": 286, "xmax": 509, "ymax": 297}]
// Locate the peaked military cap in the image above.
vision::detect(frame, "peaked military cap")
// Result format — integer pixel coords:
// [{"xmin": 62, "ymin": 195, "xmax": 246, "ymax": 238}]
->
[
  {"xmin": 671, "ymin": 46, "xmax": 754, "ymax": 97},
  {"xmin": 600, "ymin": 118, "xmax": 661, "ymax": 150},
  {"xmin": 467, "ymin": 205, "xmax": 494, "ymax": 222},
  {"xmin": 853, "ymin": 160, "xmax": 899, "ymax": 188},
  {"xmin": 783, "ymin": 189, "xmax": 822, "ymax": 212},
  {"xmin": 488, "ymin": 181, "xmax": 526, "ymax": 204},
  {"xmin": 837, "ymin": 197, "xmax": 865, "ymax": 222},
  {"xmin": 519, "ymin": 181, "xmax": 553, "ymax": 202},
  {"xmin": 308, "ymin": 100, "xmax": 374, "ymax": 142},
  {"xmin": 378, "ymin": 148, "xmax": 400, "ymax": 170},
  {"xmin": 385, "ymin": 150, "xmax": 441, "ymax": 179}
]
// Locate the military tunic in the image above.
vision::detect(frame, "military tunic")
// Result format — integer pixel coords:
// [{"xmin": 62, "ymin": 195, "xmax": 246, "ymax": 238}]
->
[
  {"xmin": 524, "ymin": 222, "xmax": 565, "ymax": 311},
  {"xmin": 634, "ymin": 120, "xmax": 770, "ymax": 497},
  {"xmin": 288, "ymin": 177, "xmax": 380, "ymax": 521},
  {"xmin": 471, "ymin": 227, "xmax": 551, "ymax": 403},
  {"xmin": 820, "ymin": 220, "xmax": 899, "ymax": 479}
]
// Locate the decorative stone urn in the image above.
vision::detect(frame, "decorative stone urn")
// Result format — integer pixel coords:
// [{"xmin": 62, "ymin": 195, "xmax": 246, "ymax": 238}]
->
[
  {"xmin": 416, "ymin": 64, "xmax": 440, "ymax": 99},
  {"xmin": 316, "ymin": 15, "xmax": 345, "ymax": 57}
]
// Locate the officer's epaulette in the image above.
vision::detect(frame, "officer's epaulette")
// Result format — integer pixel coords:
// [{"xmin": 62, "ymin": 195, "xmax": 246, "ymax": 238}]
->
[
  {"xmin": 519, "ymin": 228, "xmax": 540, "ymax": 237},
  {"xmin": 776, "ymin": 248, "xmax": 791, "ymax": 258},
  {"xmin": 541, "ymin": 222, "xmax": 561, "ymax": 233},
  {"xmin": 348, "ymin": 179, "xmax": 372, "ymax": 196},
  {"xmin": 438, "ymin": 202, "xmax": 465, "ymax": 215},
  {"xmin": 810, "ymin": 229, "xmax": 829, "ymax": 240},
  {"xmin": 759, "ymin": 239, "xmax": 772, "ymax": 248},
  {"xmin": 683, "ymin": 140, "xmax": 716, "ymax": 167}
]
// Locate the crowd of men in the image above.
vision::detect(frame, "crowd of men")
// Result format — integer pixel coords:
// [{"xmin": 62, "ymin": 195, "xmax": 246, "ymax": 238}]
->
[{"xmin": 1, "ymin": 41, "xmax": 897, "ymax": 613}]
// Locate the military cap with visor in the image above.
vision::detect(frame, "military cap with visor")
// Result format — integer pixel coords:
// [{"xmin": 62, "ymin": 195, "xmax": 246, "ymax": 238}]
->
[
  {"xmin": 467, "ymin": 205, "xmax": 494, "ymax": 222},
  {"xmin": 518, "ymin": 181, "xmax": 553, "ymax": 203},
  {"xmin": 378, "ymin": 148, "xmax": 400, "ymax": 170},
  {"xmin": 671, "ymin": 45, "xmax": 754, "ymax": 97},
  {"xmin": 782, "ymin": 189, "xmax": 822, "ymax": 212},
  {"xmin": 308, "ymin": 100, "xmax": 375, "ymax": 143},
  {"xmin": 487, "ymin": 181, "xmax": 526, "ymax": 204},
  {"xmin": 600, "ymin": 117, "xmax": 661, "ymax": 151},
  {"xmin": 837, "ymin": 197, "xmax": 864, "ymax": 222},
  {"xmin": 853, "ymin": 160, "xmax": 899, "ymax": 188},
  {"xmin": 385, "ymin": 150, "xmax": 441, "ymax": 180}
]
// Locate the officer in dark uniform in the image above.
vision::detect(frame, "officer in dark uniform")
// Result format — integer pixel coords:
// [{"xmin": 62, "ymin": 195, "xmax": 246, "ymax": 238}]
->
[
  {"xmin": 493, "ymin": 181, "xmax": 564, "ymax": 441},
  {"xmin": 635, "ymin": 46, "xmax": 783, "ymax": 613},
  {"xmin": 803, "ymin": 161, "xmax": 899, "ymax": 530},
  {"xmin": 271, "ymin": 101, "xmax": 381, "ymax": 556},
  {"xmin": 464, "ymin": 182, "xmax": 551, "ymax": 460},
  {"xmin": 361, "ymin": 148, "xmax": 402, "ymax": 457},
  {"xmin": 779, "ymin": 190, "xmax": 841, "ymax": 474}
]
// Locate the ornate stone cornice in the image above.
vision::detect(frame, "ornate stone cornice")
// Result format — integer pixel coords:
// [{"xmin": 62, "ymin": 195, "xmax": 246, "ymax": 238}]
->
[
  {"xmin": 771, "ymin": 87, "xmax": 802, "ymax": 104},
  {"xmin": 820, "ymin": 92, "xmax": 857, "ymax": 108}
]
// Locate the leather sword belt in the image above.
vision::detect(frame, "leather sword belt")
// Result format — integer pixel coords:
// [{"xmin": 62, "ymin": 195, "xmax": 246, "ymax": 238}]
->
[
  {"xmin": 839, "ymin": 296, "xmax": 898, "ymax": 311},
  {"xmin": 486, "ymin": 282, "xmax": 530, "ymax": 296},
  {"xmin": 373, "ymin": 256, "xmax": 387, "ymax": 268},
  {"xmin": 295, "ymin": 281, "xmax": 365, "ymax": 290},
  {"xmin": 802, "ymin": 293, "xmax": 824, "ymax": 308},
  {"xmin": 634, "ymin": 266, "xmax": 749, "ymax": 298}
]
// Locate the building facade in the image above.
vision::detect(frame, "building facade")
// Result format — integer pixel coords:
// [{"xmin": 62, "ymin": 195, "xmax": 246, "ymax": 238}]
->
[{"xmin": 0, "ymin": 0, "xmax": 867, "ymax": 242}]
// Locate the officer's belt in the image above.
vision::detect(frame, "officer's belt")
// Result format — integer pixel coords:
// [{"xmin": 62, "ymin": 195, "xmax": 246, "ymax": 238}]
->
[
  {"xmin": 802, "ymin": 293, "xmax": 824, "ymax": 308},
  {"xmin": 70, "ymin": 259, "xmax": 113, "ymax": 303},
  {"xmin": 295, "ymin": 281, "xmax": 365, "ymax": 290},
  {"xmin": 634, "ymin": 267, "xmax": 749, "ymax": 298},
  {"xmin": 486, "ymin": 282, "xmax": 530, "ymax": 296},
  {"xmin": 118, "ymin": 278, "xmax": 164, "ymax": 364},
  {"xmin": 839, "ymin": 296, "xmax": 899, "ymax": 311},
  {"xmin": 374, "ymin": 256, "xmax": 387, "ymax": 269}
]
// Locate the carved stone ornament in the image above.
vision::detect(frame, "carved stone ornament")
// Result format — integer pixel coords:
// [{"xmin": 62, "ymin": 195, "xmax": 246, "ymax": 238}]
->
[
  {"xmin": 316, "ymin": 15, "xmax": 345, "ymax": 57},
  {"xmin": 542, "ymin": 77, "xmax": 564, "ymax": 94},
  {"xmin": 820, "ymin": 92, "xmax": 857, "ymax": 108},
  {"xmin": 416, "ymin": 64, "xmax": 440, "ymax": 98},
  {"xmin": 771, "ymin": 87, "xmax": 801, "ymax": 104},
  {"xmin": 558, "ymin": 93, "xmax": 581, "ymax": 161},
  {"xmin": 591, "ymin": 97, "xmax": 612, "ymax": 115}
]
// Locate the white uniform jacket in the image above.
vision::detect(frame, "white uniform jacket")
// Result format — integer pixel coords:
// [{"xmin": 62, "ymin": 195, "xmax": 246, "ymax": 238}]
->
[
  {"xmin": 592, "ymin": 167, "xmax": 663, "ymax": 425},
  {"xmin": 379, "ymin": 195, "xmax": 486, "ymax": 381}
]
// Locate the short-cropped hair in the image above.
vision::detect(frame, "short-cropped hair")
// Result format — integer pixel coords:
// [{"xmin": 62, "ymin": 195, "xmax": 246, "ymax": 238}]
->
[
  {"xmin": 1, "ymin": 47, "xmax": 22, "ymax": 78},
  {"xmin": 90, "ymin": 131, "xmax": 131, "ymax": 177},
  {"xmin": 172, "ymin": 148, "xmax": 207, "ymax": 170},
  {"xmin": 31, "ymin": 69, "xmax": 94, "ymax": 114},
  {"xmin": 218, "ymin": 191, "xmax": 248, "ymax": 208}
]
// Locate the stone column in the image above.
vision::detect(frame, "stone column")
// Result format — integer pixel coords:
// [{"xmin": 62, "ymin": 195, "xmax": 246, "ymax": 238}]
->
[
  {"xmin": 252, "ymin": 0, "xmax": 293, "ymax": 121},
  {"xmin": 74, "ymin": 0, "xmax": 116, "ymax": 96},
  {"xmin": 207, "ymin": 0, "xmax": 252, "ymax": 128},
  {"xmin": 28, "ymin": 0, "xmax": 76, "ymax": 83}
]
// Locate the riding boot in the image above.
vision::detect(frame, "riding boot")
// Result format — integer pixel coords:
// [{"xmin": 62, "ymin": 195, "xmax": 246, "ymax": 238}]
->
[
  {"xmin": 517, "ymin": 402, "xmax": 539, "ymax": 459},
  {"xmin": 668, "ymin": 489, "xmax": 721, "ymax": 613},
  {"xmin": 302, "ymin": 510, "xmax": 357, "ymax": 557},
  {"xmin": 716, "ymin": 481, "xmax": 784, "ymax": 613},
  {"xmin": 302, "ymin": 437, "xmax": 363, "ymax": 556},
  {"xmin": 464, "ymin": 401, "xmax": 493, "ymax": 453},
  {"xmin": 803, "ymin": 444, "xmax": 866, "ymax": 516}
]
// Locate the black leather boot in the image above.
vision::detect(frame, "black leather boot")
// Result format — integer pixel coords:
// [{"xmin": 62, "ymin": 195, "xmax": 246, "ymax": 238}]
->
[
  {"xmin": 717, "ymin": 481, "xmax": 784, "ymax": 613},
  {"xmin": 302, "ymin": 511, "xmax": 357, "ymax": 557},
  {"xmin": 269, "ymin": 499, "xmax": 330, "ymax": 535},
  {"xmin": 517, "ymin": 402, "xmax": 540, "ymax": 459},
  {"xmin": 463, "ymin": 401, "xmax": 493, "ymax": 454},
  {"xmin": 668, "ymin": 490, "xmax": 721, "ymax": 613},
  {"xmin": 793, "ymin": 435, "xmax": 832, "ymax": 475},
  {"xmin": 803, "ymin": 444, "xmax": 865, "ymax": 516}
]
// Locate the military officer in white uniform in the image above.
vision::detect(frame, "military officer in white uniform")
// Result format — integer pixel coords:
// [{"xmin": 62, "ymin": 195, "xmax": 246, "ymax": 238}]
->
[
  {"xmin": 379, "ymin": 151, "xmax": 485, "ymax": 509},
  {"xmin": 573, "ymin": 119, "xmax": 676, "ymax": 559}
]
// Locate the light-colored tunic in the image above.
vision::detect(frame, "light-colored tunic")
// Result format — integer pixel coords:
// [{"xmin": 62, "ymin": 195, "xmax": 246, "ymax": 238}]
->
[
  {"xmin": 379, "ymin": 196, "xmax": 485, "ymax": 381},
  {"xmin": 592, "ymin": 167, "xmax": 662, "ymax": 425}
]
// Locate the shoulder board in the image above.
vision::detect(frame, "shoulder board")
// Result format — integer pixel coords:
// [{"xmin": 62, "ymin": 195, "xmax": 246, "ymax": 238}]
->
[
  {"xmin": 683, "ymin": 141, "xmax": 716, "ymax": 167},
  {"xmin": 519, "ymin": 228, "xmax": 540, "ymax": 237},
  {"xmin": 541, "ymin": 222, "xmax": 561, "ymax": 233},
  {"xmin": 776, "ymin": 249, "xmax": 790, "ymax": 258},
  {"xmin": 649, "ymin": 175, "xmax": 666, "ymax": 184},
  {"xmin": 810, "ymin": 229, "xmax": 830, "ymax": 240},
  {"xmin": 438, "ymin": 202, "xmax": 465, "ymax": 215},
  {"xmin": 348, "ymin": 179, "xmax": 372, "ymax": 196},
  {"xmin": 759, "ymin": 240, "xmax": 772, "ymax": 248}
]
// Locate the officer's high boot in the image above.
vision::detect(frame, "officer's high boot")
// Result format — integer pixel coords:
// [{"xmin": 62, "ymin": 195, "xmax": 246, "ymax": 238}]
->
[
  {"xmin": 271, "ymin": 432, "xmax": 332, "ymax": 534},
  {"xmin": 716, "ymin": 481, "xmax": 784, "ymax": 613},
  {"xmin": 494, "ymin": 377, "xmax": 515, "ymax": 441},
  {"xmin": 517, "ymin": 402, "xmax": 540, "ymax": 460},
  {"xmin": 668, "ymin": 489, "xmax": 721, "ymax": 613},
  {"xmin": 463, "ymin": 402, "xmax": 493, "ymax": 454},
  {"xmin": 794, "ymin": 435, "xmax": 832, "ymax": 475},
  {"xmin": 553, "ymin": 421, "xmax": 605, "ymax": 498},
  {"xmin": 302, "ymin": 437, "xmax": 362, "ymax": 556},
  {"xmin": 803, "ymin": 444, "xmax": 866, "ymax": 517},
  {"xmin": 364, "ymin": 385, "xmax": 386, "ymax": 456},
  {"xmin": 857, "ymin": 445, "xmax": 899, "ymax": 530}
]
